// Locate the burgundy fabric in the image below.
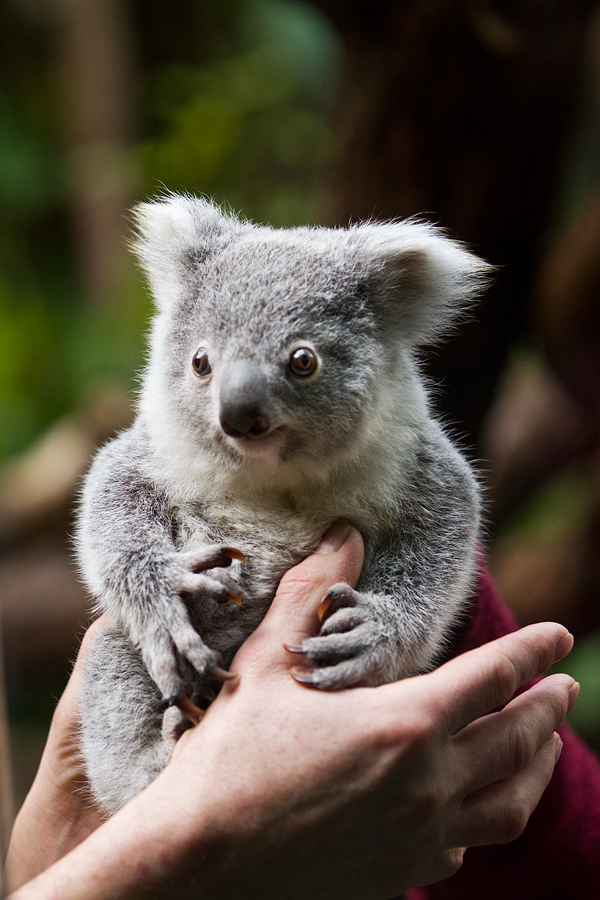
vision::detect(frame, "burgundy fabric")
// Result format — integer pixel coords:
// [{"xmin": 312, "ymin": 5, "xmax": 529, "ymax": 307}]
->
[{"xmin": 406, "ymin": 567, "xmax": 600, "ymax": 900}]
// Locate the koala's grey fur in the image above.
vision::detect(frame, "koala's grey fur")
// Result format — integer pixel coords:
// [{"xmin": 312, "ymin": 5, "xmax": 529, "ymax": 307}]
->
[{"xmin": 77, "ymin": 195, "xmax": 490, "ymax": 815}]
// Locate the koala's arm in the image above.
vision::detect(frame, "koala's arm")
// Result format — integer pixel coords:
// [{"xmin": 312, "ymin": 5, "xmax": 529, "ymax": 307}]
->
[
  {"xmin": 297, "ymin": 428, "xmax": 480, "ymax": 688},
  {"xmin": 77, "ymin": 427, "xmax": 238, "ymax": 700}
]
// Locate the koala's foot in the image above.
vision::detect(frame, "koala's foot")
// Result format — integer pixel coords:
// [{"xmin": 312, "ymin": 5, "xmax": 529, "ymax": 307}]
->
[
  {"xmin": 139, "ymin": 544, "xmax": 245, "ymax": 701},
  {"xmin": 287, "ymin": 583, "xmax": 392, "ymax": 690}
]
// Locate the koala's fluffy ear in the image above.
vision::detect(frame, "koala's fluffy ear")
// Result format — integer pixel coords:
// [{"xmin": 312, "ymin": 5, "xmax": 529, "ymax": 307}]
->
[
  {"xmin": 131, "ymin": 195, "xmax": 240, "ymax": 310},
  {"xmin": 356, "ymin": 221, "xmax": 493, "ymax": 346}
]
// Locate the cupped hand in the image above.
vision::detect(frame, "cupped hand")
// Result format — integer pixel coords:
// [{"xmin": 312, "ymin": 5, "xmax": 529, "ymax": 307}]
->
[
  {"xmin": 5, "ymin": 523, "xmax": 577, "ymax": 900},
  {"xmin": 4, "ymin": 617, "xmax": 107, "ymax": 891},
  {"xmin": 164, "ymin": 522, "xmax": 575, "ymax": 898}
]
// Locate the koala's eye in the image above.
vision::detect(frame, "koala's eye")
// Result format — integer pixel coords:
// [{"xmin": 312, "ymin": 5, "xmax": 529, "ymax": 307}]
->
[
  {"xmin": 288, "ymin": 346, "xmax": 319, "ymax": 378},
  {"xmin": 192, "ymin": 347, "xmax": 212, "ymax": 378}
]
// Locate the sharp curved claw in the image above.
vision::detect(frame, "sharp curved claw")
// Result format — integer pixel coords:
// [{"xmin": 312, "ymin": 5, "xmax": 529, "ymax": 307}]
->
[
  {"xmin": 169, "ymin": 693, "xmax": 205, "ymax": 725},
  {"xmin": 290, "ymin": 667, "xmax": 316, "ymax": 685},
  {"xmin": 225, "ymin": 590, "xmax": 243, "ymax": 607},
  {"xmin": 210, "ymin": 664, "xmax": 239, "ymax": 682},
  {"xmin": 318, "ymin": 596, "xmax": 333, "ymax": 623},
  {"xmin": 224, "ymin": 547, "xmax": 248, "ymax": 565},
  {"xmin": 283, "ymin": 643, "xmax": 306, "ymax": 654}
]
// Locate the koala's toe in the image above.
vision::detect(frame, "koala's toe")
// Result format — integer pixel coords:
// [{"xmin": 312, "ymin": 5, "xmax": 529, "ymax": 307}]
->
[
  {"xmin": 301, "ymin": 629, "xmax": 370, "ymax": 663},
  {"xmin": 319, "ymin": 607, "xmax": 366, "ymax": 635},
  {"xmin": 307, "ymin": 659, "xmax": 369, "ymax": 690}
]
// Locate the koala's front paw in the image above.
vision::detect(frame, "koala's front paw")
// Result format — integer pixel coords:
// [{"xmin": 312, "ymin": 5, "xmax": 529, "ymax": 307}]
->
[
  {"xmin": 171, "ymin": 544, "xmax": 246, "ymax": 607},
  {"xmin": 139, "ymin": 545, "xmax": 244, "ymax": 704},
  {"xmin": 288, "ymin": 583, "xmax": 391, "ymax": 690}
]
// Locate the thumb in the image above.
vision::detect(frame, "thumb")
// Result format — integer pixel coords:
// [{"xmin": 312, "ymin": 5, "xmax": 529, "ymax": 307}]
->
[{"xmin": 232, "ymin": 521, "xmax": 364, "ymax": 673}]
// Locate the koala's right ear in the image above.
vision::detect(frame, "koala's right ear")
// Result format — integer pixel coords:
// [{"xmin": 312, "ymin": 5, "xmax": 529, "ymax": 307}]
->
[{"xmin": 130, "ymin": 195, "xmax": 240, "ymax": 310}]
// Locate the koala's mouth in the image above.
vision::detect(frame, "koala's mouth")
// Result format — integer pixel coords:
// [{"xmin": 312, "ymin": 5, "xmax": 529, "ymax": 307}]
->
[{"xmin": 226, "ymin": 426, "xmax": 285, "ymax": 457}]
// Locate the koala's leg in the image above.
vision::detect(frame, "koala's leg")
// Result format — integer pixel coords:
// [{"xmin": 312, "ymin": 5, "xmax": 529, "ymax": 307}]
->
[{"xmin": 80, "ymin": 625, "xmax": 184, "ymax": 815}]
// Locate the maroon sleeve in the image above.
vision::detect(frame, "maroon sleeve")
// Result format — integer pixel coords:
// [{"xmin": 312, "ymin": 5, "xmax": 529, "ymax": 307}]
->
[{"xmin": 406, "ymin": 566, "xmax": 600, "ymax": 900}]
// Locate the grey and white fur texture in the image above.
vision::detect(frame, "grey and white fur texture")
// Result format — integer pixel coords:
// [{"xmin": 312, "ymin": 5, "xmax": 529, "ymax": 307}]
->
[{"xmin": 77, "ymin": 195, "xmax": 490, "ymax": 815}]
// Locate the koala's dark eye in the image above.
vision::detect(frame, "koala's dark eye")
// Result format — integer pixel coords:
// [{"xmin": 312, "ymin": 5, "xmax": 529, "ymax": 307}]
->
[
  {"xmin": 288, "ymin": 346, "xmax": 319, "ymax": 378},
  {"xmin": 192, "ymin": 347, "xmax": 212, "ymax": 378}
]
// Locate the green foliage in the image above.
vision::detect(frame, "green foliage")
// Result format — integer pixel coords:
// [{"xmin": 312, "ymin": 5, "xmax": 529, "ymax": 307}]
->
[
  {"xmin": 0, "ymin": 0, "xmax": 340, "ymax": 464},
  {"xmin": 498, "ymin": 464, "xmax": 594, "ymax": 546},
  {"xmin": 138, "ymin": 0, "xmax": 339, "ymax": 226},
  {"xmin": 0, "ymin": 91, "xmax": 58, "ymax": 216}
]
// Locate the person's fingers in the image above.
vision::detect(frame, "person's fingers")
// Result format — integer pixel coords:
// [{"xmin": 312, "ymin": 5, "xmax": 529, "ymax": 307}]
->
[
  {"xmin": 451, "ymin": 733, "xmax": 562, "ymax": 848},
  {"xmin": 49, "ymin": 614, "xmax": 108, "ymax": 732},
  {"xmin": 453, "ymin": 672, "xmax": 575, "ymax": 794},
  {"xmin": 231, "ymin": 522, "xmax": 364, "ymax": 674},
  {"xmin": 411, "ymin": 623, "xmax": 574, "ymax": 735},
  {"xmin": 417, "ymin": 846, "xmax": 467, "ymax": 890}
]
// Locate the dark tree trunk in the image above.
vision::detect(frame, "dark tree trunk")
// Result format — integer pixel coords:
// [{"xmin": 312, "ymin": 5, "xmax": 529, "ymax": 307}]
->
[{"xmin": 314, "ymin": 0, "xmax": 598, "ymax": 451}]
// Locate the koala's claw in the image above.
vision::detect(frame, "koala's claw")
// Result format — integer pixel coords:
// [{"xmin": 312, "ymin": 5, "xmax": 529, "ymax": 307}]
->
[
  {"xmin": 172, "ymin": 546, "xmax": 245, "ymax": 607},
  {"xmin": 318, "ymin": 596, "xmax": 333, "ymax": 623},
  {"xmin": 290, "ymin": 667, "xmax": 316, "ymax": 685},
  {"xmin": 166, "ymin": 692, "xmax": 205, "ymax": 725},
  {"xmin": 177, "ymin": 544, "xmax": 246, "ymax": 573},
  {"xmin": 223, "ymin": 547, "xmax": 247, "ymax": 565},
  {"xmin": 283, "ymin": 643, "xmax": 305, "ymax": 654},
  {"xmin": 289, "ymin": 583, "xmax": 390, "ymax": 690},
  {"xmin": 209, "ymin": 664, "xmax": 238, "ymax": 682}
]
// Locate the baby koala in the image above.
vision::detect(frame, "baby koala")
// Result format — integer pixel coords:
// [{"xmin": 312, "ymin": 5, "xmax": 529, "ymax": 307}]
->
[{"xmin": 77, "ymin": 195, "xmax": 489, "ymax": 814}]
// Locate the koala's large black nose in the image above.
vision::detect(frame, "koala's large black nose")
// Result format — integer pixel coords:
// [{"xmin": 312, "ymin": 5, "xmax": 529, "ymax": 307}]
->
[{"xmin": 219, "ymin": 360, "xmax": 272, "ymax": 438}]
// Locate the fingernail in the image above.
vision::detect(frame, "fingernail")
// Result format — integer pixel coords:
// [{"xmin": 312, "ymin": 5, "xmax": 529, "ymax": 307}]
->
[
  {"xmin": 316, "ymin": 520, "xmax": 352, "ymax": 554},
  {"xmin": 555, "ymin": 631, "xmax": 574, "ymax": 661},
  {"xmin": 567, "ymin": 681, "xmax": 580, "ymax": 714},
  {"xmin": 554, "ymin": 735, "xmax": 563, "ymax": 763}
]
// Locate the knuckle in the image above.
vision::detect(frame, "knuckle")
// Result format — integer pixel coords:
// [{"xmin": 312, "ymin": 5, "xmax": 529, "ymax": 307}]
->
[
  {"xmin": 507, "ymin": 719, "xmax": 537, "ymax": 773},
  {"xmin": 497, "ymin": 795, "xmax": 531, "ymax": 843},
  {"xmin": 437, "ymin": 848, "xmax": 465, "ymax": 881},
  {"xmin": 492, "ymin": 650, "xmax": 522, "ymax": 705}
]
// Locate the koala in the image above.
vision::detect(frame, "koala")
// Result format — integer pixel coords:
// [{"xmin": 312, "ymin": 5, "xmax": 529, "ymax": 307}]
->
[{"xmin": 77, "ymin": 195, "xmax": 490, "ymax": 815}]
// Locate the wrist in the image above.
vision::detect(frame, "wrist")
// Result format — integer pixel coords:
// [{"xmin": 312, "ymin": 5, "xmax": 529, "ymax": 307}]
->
[{"xmin": 4, "ymin": 746, "xmax": 238, "ymax": 900}]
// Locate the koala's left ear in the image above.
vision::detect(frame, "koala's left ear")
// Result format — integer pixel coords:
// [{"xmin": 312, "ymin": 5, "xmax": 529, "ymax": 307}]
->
[
  {"xmin": 130, "ymin": 195, "xmax": 244, "ymax": 311},
  {"xmin": 355, "ymin": 221, "xmax": 493, "ymax": 346}
]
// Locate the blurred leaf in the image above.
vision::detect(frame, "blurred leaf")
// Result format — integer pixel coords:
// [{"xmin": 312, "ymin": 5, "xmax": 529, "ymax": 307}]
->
[
  {"xmin": 498, "ymin": 465, "xmax": 594, "ymax": 545},
  {"xmin": 0, "ymin": 90, "xmax": 57, "ymax": 216},
  {"xmin": 243, "ymin": 0, "xmax": 341, "ymax": 103},
  {"xmin": 0, "ymin": 0, "xmax": 340, "ymax": 465},
  {"xmin": 138, "ymin": 0, "xmax": 340, "ymax": 226}
]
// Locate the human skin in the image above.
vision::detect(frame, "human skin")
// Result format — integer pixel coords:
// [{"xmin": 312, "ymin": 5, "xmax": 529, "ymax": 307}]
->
[{"xmin": 5, "ymin": 523, "xmax": 578, "ymax": 899}]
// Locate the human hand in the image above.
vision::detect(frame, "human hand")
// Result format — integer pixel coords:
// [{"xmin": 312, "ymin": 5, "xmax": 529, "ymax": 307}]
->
[
  {"xmin": 3, "ymin": 618, "xmax": 107, "ymax": 891},
  {"xmin": 6, "ymin": 523, "xmax": 577, "ymax": 899}
]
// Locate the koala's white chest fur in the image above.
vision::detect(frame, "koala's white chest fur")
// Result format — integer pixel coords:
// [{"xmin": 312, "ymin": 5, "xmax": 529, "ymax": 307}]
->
[
  {"xmin": 77, "ymin": 194, "xmax": 489, "ymax": 814},
  {"xmin": 165, "ymin": 468, "xmax": 384, "ymax": 642}
]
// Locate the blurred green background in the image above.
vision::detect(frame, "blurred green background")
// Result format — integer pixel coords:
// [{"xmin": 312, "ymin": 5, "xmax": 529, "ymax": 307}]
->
[
  {"xmin": 2, "ymin": 0, "xmax": 600, "ymax": 826},
  {"xmin": 0, "ymin": 0, "xmax": 340, "ymax": 463}
]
